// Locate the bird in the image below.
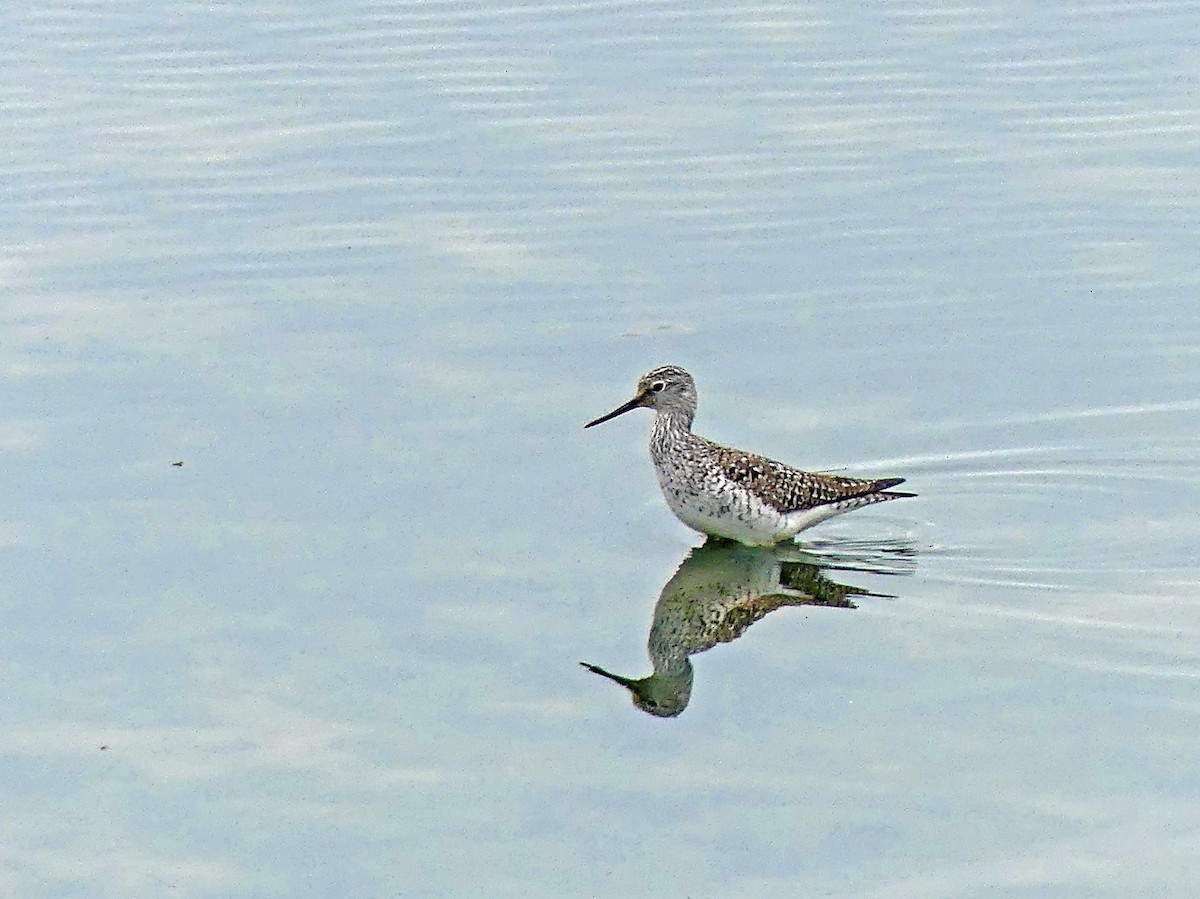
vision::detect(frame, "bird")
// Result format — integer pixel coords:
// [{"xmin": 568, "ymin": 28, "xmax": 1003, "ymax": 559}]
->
[
  {"xmin": 584, "ymin": 365, "xmax": 914, "ymax": 546},
  {"xmin": 581, "ymin": 539, "xmax": 875, "ymax": 717}
]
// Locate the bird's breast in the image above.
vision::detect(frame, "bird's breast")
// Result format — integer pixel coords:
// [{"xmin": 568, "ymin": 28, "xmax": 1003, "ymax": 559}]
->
[{"xmin": 651, "ymin": 456, "xmax": 790, "ymax": 545}]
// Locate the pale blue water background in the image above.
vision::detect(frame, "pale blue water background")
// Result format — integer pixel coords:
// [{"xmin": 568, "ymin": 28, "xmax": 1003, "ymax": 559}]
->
[{"xmin": 3, "ymin": 2, "xmax": 1200, "ymax": 896}]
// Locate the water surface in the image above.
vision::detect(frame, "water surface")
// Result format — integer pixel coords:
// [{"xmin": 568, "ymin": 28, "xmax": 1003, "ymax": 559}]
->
[{"xmin": 2, "ymin": 1, "xmax": 1199, "ymax": 896}]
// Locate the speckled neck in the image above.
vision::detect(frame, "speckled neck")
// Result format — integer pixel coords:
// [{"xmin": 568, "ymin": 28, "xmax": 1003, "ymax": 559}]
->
[{"xmin": 650, "ymin": 405, "xmax": 694, "ymax": 451}]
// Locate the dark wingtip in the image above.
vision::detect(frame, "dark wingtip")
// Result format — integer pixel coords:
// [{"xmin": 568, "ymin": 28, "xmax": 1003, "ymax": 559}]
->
[
  {"xmin": 872, "ymin": 477, "xmax": 907, "ymax": 491},
  {"xmin": 879, "ymin": 490, "xmax": 917, "ymax": 499}
]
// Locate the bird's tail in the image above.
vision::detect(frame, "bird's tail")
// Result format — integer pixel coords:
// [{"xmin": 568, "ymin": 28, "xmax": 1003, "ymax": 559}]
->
[{"xmin": 867, "ymin": 476, "xmax": 915, "ymax": 497}]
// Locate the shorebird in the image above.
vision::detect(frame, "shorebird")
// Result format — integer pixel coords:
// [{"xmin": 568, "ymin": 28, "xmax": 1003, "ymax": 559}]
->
[
  {"xmin": 584, "ymin": 365, "xmax": 914, "ymax": 545},
  {"xmin": 581, "ymin": 540, "xmax": 874, "ymax": 717}
]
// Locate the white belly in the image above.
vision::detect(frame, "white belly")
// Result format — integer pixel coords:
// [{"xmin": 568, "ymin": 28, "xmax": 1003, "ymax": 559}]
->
[{"xmin": 654, "ymin": 467, "xmax": 793, "ymax": 546}]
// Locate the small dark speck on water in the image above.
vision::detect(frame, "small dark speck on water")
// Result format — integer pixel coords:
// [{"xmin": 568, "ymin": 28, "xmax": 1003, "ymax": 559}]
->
[
  {"xmin": 171, "ymin": 461, "xmax": 183, "ymax": 467},
  {"xmin": 99, "ymin": 745, "xmax": 109, "ymax": 751}
]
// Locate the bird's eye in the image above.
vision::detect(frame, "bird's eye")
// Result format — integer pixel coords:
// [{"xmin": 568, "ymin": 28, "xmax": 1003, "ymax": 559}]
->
[{"xmin": 651, "ymin": 381, "xmax": 665, "ymax": 392}]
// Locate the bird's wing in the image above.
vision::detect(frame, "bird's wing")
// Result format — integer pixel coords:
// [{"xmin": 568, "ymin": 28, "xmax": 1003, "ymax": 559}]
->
[{"xmin": 705, "ymin": 441, "xmax": 908, "ymax": 512}]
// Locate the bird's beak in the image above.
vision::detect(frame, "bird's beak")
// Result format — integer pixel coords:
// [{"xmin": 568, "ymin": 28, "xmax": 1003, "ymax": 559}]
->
[
  {"xmin": 584, "ymin": 392, "xmax": 647, "ymax": 429},
  {"xmin": 579, "ymin": 662, "xmax": 639, "ymax": 687}
]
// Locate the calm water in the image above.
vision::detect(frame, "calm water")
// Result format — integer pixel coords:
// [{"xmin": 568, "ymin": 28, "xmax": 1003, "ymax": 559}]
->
[{"xmin": 3, "ymin": 2, "xmax": 1200, "ymax": 896}]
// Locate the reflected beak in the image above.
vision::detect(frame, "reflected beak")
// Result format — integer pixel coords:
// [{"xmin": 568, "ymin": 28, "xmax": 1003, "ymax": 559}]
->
[
  {"xmin": 584, "ymin": 393, "xmax": 646, "ymax": 429},
  {"xmin": 579, "ymin": 662, "xmax": 638, "ymax": 688}
]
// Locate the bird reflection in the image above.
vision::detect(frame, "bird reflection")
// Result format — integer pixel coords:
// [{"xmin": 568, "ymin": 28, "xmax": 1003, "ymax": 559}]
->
[{"xmin": 582, "ymin": 537, "xmax": 915, "ymax": 717}]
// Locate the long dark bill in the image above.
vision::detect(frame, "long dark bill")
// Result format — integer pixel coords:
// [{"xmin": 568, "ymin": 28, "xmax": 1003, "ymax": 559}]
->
[
  {"xmin": 579, "ymin": 662, "xmax": 637, "ymax": 687},
  {"xmin": 583, "ymin": 394, "xmax": 645, "ymax": 428}
]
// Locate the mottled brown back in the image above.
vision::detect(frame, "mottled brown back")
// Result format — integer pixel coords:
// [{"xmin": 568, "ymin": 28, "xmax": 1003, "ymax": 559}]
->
[{"xmin": 702, "ymin": 439, "xmax": 908, "ymax": 513}]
